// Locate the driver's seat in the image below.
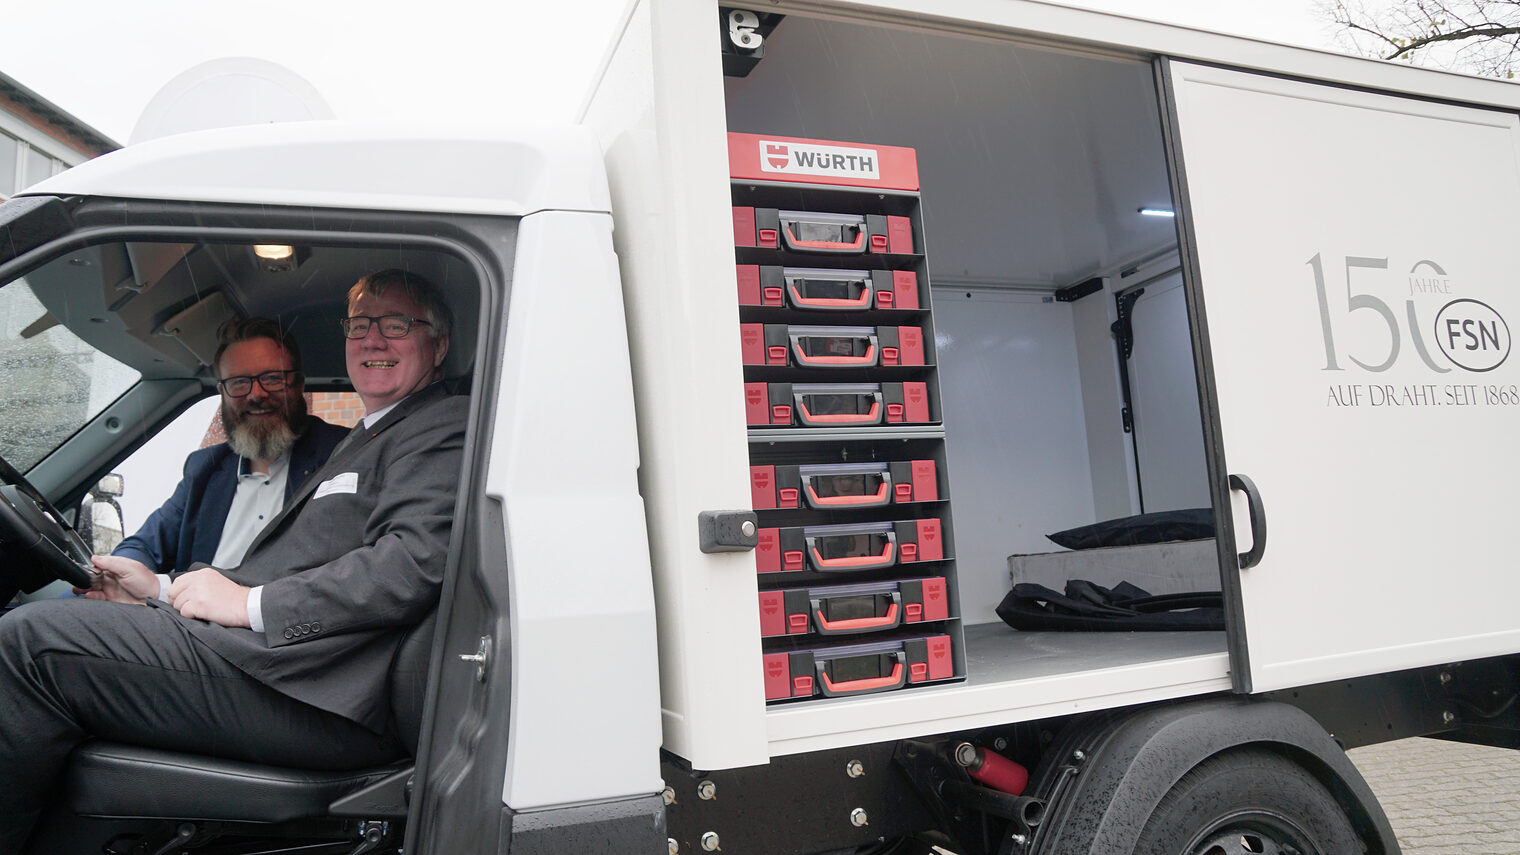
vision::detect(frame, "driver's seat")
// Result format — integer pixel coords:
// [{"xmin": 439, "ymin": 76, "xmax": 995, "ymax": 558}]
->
[
  {"xmin": 63, "ymin": 745, "xmax": 410, "ymax": 824},
  {"xmin": 53, "ymin": 610, "xmax": 437, "ymax": 843}
]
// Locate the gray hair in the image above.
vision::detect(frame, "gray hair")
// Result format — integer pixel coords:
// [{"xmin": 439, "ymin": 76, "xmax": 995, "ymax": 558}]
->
[{"xmin": 347, "ymin": 268, "xmax": 453, "ymax": 341}]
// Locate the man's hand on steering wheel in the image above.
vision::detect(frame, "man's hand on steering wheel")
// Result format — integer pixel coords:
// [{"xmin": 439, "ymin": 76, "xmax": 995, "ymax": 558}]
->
[{"xmin": 82, "ymin": 555, "xmax": 160, "ymax": 604}]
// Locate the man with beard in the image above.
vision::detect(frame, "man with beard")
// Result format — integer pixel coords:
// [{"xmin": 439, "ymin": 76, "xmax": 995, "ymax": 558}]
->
[{"xmin": 97, "ymin": 318, "xmax": 348, "ymax": 582}]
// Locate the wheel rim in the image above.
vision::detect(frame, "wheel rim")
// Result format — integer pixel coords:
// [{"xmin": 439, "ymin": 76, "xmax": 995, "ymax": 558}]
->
[{"xmin": 1184, "ymin": 809, "xmax": 1319, "ymax": 855}]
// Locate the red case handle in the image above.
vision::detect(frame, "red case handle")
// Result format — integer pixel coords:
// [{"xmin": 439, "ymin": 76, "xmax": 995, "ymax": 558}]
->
[
  {"xmin": 809, "ymin": 539, "xmax": 896, "ymax": 571},
  {"xmin": 792, "ymin": 343, "xmax": 878, "ymax": 368},
  {"xmin": 812, "ymin": 600, "xmax": 900, "ymax": 633},
  {"xmin": 803, "ymin": 479, "xmax": 891, "ymax": 508},
  {"xmin": 788, "ymin": 283, "xmax": 873, "ymax": 310},
  {"xmin": 782, "ymin": 223, "xmax": 866, "ymax": 252},
  {"xmin": 818, "ymin": 655, "xmax": 907, "ymax": 696},
  {"xmin": 796, "ymin": 398, "xmax": 882, "ymax": 426}
]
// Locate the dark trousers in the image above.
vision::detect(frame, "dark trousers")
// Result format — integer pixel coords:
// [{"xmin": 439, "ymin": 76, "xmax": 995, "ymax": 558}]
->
[{"xmin": 0, "ymin": 598, "xmax": 402, "ymax": 855}]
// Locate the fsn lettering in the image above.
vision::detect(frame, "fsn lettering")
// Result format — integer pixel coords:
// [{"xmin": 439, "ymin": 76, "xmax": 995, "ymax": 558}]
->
[{"xmin": 1445, "ymin": 318, "xmax": 1503, "ymax": 352}]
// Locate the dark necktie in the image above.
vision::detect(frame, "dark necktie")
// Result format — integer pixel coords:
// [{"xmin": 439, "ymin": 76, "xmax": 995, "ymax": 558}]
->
[{"xmin": 330, "ymin": 423, "xmax": 367, "ymax": 459}]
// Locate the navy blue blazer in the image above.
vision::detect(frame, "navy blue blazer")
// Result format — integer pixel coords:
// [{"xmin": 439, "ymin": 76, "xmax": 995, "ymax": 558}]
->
[{"xmin": 113, "ymin": 415, "xmax": 349, "ymax": 573}]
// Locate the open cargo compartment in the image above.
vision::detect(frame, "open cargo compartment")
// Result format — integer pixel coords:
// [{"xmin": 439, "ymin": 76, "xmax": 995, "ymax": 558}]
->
[
  {"xmin": 590, "ymin": 0, "xmax": 1520, "ymax": 770},
  {"xmin": 724, "ymin": 13, "xmax": 1230, "ymax": 751}
]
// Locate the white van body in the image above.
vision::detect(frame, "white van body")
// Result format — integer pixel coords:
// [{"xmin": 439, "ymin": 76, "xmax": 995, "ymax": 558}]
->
[{"xmin": 579, "ymin": 0, "xmax": 1520, "ymax": 768}]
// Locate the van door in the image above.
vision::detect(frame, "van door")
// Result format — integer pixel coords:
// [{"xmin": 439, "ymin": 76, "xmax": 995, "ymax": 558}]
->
[{"xmin": 1160, "ymin": 60, "xmax": 1520, "ymax": 693}]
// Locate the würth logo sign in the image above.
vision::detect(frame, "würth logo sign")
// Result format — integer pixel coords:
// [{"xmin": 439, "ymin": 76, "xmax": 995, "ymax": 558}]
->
[{"xmin": 760, "ymin": 140, "xmax": 881, "ymax": 181}]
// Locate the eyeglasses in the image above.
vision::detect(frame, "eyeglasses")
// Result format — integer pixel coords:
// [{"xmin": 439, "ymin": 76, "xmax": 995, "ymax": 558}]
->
[
  {"xmin": 341, "ymin": 315, "xmax": 432, "ymax": 340},
  {"xmin": 218, "ymin": 370, "xmax": 300, "ymax": 398}
]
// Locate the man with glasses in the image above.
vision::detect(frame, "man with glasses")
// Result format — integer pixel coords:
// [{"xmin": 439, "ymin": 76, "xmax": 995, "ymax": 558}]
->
[
  {"xmin": 0, "ymin": 269, "xmax": 468, "ymax": 854},
  {"xmin": 93, "ymin": 318, "xmax": 348, "ymax": 587}
]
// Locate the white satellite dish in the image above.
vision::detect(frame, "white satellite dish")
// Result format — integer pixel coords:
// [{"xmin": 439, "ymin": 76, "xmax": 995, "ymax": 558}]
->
[{"xmin": 131, "ymin": 57, "xmax": 334, "ymax": 145}]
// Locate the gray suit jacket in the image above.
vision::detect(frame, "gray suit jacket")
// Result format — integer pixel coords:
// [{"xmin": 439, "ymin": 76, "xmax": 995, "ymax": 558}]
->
[{"xmin": 177, "ymin": 384, "xmax": 469, "ymax": 732}]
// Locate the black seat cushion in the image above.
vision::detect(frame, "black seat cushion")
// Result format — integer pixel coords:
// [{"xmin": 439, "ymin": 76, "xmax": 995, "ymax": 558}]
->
[
  {"xmin": 63, "ymin": 611, "xmax": 438, "ymax": 822},
  {"xmin": 64, "ymin": 741, "xmax": 408, "ymax": 822},
  {"xmin": 1046, "ymin": 507, "xmax": 1215, "ymax": 550},
  {"xmin": 389, "ymin": 608, "xmax": 438, "ymax": 757}
]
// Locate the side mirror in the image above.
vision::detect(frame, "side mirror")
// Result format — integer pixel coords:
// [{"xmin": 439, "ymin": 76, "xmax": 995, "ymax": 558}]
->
[
  {"xmin": 93, "ymin": 473, "xmax": 124, "ymax": 499},
  {"xmin": 84, "ymin": 474, "xmax": 126, "ymax": 554}
]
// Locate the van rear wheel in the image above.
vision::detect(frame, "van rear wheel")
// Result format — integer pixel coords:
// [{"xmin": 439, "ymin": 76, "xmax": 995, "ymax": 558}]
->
[{"xmin": 1133, "ymin": 748, "xmax": 1362, "ymax": 855}]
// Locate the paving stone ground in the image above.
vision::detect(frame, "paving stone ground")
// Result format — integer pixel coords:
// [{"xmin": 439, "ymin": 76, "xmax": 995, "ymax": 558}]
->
[{"xmin": 1349, "ymin": 737, "xmax": 1520, "ymax": 854}]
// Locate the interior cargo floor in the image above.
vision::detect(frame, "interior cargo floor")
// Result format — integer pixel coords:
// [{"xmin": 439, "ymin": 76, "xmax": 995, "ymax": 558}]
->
[
  {"xmin": 766, "ymin": 623, "xmax": 1230, "ymax": 756},
  {"xmin": 963, "ymin": 623, "xmax": 1228, "ymax": 685}
]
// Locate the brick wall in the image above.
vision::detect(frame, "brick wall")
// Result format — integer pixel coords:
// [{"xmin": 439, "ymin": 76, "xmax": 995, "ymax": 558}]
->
[
  {"xmin": 310, "ymin": 392, "xmax": 365, "ymax": 427},
  {"xmin": 0, "ymin": 90, "xmax": 103, "ymax": 159}
]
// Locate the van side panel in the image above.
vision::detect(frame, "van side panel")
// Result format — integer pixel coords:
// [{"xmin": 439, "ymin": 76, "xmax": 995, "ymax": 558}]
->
[
  {"xmin": 493, "ymin": 210, "xmax": 664, "ymax": 808},
  {"xmin": 582, "ymin": 0, "xmax": 770, "ymax": 769},
  {"xmin": 1167, "ymin": 60, "xmax": 1520, "ymax": 692}
]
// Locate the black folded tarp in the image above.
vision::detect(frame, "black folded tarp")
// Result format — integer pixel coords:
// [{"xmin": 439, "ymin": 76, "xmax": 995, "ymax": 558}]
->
[
  {"xmin": 996, "ymin": 579, "xmax": 1224, "ymax": 632},
  {"xmin": 1046, "ymin": 508, "xmax": 1214, "ymax": 550}
]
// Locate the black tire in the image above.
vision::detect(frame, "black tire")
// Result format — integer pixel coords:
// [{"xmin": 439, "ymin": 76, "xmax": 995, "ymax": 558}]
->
[{"xmin": 1134, "ymin": 748, "xmax": 1363, "ymax": 855}]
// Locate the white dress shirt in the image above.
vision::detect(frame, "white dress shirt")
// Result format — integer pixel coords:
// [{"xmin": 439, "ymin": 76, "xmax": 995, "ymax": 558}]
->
[
  {"xmin": 213, "ymin": 453, "xmax": 291, "ymax": 568},
  {"xmin": 156, "ymin": 452, "xmax": 290, "ymax": 619}
]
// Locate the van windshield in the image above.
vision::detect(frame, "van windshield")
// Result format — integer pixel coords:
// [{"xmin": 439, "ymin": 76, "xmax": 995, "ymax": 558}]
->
[{"xmin": 0, "ymin": 273, "xmax": 139, "ymax": 471}]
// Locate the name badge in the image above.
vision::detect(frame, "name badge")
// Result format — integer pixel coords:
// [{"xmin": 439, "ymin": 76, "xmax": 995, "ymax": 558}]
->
[{"xmin": 314, "ymin": 472, "xmax": 359, "ymax": 499}]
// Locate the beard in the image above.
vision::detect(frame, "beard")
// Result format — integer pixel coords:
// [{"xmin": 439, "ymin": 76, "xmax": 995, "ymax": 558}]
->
[{"xmin": 223, "ymin": 393, "xmax": 307, "ymax": 462}]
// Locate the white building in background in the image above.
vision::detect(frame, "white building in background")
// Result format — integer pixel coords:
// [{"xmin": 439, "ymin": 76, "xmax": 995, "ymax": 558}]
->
[{"xmin": 0, "ymin": 69, "xmax": 118, "ymax": 200}]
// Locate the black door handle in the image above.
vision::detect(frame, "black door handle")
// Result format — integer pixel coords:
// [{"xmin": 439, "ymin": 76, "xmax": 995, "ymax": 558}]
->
[{"xmin": 1228, "ymin": 473, "xmax": 1266, "ymax": 569}]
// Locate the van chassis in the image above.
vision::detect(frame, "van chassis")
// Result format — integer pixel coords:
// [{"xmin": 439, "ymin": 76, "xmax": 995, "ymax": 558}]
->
[{"xmin": 662, "ymin": 654, "xmax": 1520, "ymax": 855}]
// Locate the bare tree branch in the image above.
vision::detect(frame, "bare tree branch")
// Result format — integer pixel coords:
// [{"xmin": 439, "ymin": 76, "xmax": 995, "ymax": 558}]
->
[
  {"xmin": 1320, "ymin": 0, "xmax": 1520, "ymax": 78},
  {"xmin": 1385, "ymin": 25, "xmax": 1520, "ymax": 59}
]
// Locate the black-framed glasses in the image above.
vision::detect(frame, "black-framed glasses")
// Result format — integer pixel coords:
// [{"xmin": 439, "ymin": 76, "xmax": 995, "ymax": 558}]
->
[
  {"xmin": 218, "ymin": 370, "xmax": 300, "ymax": 398},
  {"xmin": 341, "ymin": 315, "xmax": 432, "ymax": 339}
]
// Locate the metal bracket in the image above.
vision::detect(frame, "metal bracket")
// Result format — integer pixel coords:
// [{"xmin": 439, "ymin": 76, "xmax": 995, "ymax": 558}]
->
[
  {"xmin": 1054, "ymin": 277, "xmax": 1103, "ymax": 303},
  {"xmin": 698, "ymin": 510, "xmax": 759, "ymax": 553},
  {"xmin": 719, "ymin": 7, "xmax": 784, "ymax": 77}
]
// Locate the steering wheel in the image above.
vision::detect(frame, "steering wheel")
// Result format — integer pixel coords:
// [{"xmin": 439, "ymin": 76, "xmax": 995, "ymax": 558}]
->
[{"xmin": 0, "ymin": 454, "xmax": 96, "ymax": 591}]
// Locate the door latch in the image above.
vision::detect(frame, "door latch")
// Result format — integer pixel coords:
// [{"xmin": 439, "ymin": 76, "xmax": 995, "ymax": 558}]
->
[
  {"xmin": 698, "ymin": 510, "xmax": 760, "ymax": 553},
  {"xmin": 458, "ymin": 635, "xmax": 491, "ymax": 683}
]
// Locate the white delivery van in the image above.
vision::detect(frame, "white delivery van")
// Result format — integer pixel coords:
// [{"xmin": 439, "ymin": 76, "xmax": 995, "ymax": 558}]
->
[{"xmin": 1, "ymin": 1, "xmax": 1518, "ymax": 853}]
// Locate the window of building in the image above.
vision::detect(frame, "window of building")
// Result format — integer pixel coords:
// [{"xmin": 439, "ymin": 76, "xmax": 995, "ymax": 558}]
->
[
  {"xmin": 21, "ymin": 144, "xmax": 54, "ymax": 191},
  {"xmin": 0, "ymin": 131, "xmax": 17, "ymax": 197}
]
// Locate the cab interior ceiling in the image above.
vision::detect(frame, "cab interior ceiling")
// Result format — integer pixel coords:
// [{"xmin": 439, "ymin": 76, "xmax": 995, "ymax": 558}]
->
[
  {"xmin": 723, "ymin": 14, "xmax": 1179, "ymax": 289},
  {"xmin": 22, "ymin": 239, "xmax": 480, "ymax": 383}
]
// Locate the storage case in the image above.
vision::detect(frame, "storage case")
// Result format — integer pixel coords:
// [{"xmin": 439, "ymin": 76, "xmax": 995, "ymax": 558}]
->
[
  {"xmin": 731, "ymin": 132, "xmax": 966, "ymax": 702},
  {"xmin": 762, "ymin": 633, "xmax": 956, "ymax": 701},
  {"xmin": 755, "ymin": 519, "xmax": 946, "ymax": 575},
  {"xmin": 758, "ymin": 577, "xmax": 952, "ymax": 639},
  {"xmin": 739, "ymin": 323, "xmax": 927, "ymax": 368},
  {"xmin": 743, "ymin": 381, "xmax": 936, "ymax": 427},
  {"xmin": 735, "ymin": 265, "xmax": 922, "ymax": 311},
  {"xmin": 749, "ymin": 460, "xmax": 940, "ymax": 510}
]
